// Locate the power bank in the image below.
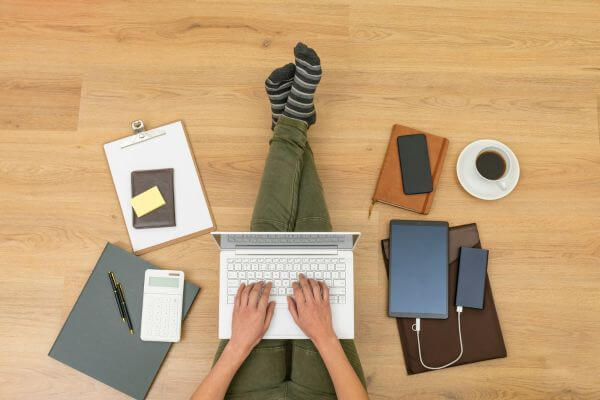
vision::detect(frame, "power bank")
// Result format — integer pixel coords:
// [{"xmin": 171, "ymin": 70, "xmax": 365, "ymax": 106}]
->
[{"xmin": 456, "ymin": 247, "xmax": 488, "ymax": 309}]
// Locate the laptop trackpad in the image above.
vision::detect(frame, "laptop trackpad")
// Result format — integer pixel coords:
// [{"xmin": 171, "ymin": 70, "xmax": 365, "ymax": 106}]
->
[{"xmin": 263, "ymin": 308, "xmax": 307, "ymax": 339}]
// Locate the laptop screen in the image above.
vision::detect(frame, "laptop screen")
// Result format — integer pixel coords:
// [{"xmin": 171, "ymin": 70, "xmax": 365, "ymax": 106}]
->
[{"xmin": 388, "ymin": 220, "xmax": 448, "ymax": 319}]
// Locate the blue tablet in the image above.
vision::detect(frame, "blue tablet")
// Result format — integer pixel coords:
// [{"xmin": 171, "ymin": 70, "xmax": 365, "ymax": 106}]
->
[{"xmin": 388, "ymin": 220, "xmax": 448, "ymax": 319}]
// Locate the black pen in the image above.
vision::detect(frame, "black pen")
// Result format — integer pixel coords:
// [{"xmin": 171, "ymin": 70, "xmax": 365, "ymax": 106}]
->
[
  {"xmin": 108, "ymin": 271, "xmax": 125, "ymax": 321},
  {"xmin": 117, "ymin": 282, "xmax": 134, "ymax": 335}
]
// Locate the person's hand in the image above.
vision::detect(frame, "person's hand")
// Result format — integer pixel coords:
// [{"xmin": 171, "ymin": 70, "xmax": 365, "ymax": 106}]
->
[
  {"xmin": 287, "ymin": 273, "xmax": 337, "ymax": 346},
  {"xmin": 229, "ymin": 282, "xmax": 276, "ymax": 357}
]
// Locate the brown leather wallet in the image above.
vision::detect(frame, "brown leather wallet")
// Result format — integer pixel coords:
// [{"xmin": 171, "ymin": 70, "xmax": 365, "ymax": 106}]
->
[
  {"xmin": 131, "ymin": 168, "xmax": 175, "ymax": 229},
  {"xmin": 382, "ymin": 223, "xmax": 507, "ymax": 374}
]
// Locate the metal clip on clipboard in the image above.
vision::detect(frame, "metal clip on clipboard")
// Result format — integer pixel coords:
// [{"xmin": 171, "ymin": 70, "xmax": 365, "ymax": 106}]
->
[{"xmin": 120, "ymin": 120, "xmax": 166, "ymax": 148}]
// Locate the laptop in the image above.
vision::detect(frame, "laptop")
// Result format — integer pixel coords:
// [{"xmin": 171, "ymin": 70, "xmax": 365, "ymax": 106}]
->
[{"xmin": 211, "ymin": 232, "xmax": 360, "ymax": 339}]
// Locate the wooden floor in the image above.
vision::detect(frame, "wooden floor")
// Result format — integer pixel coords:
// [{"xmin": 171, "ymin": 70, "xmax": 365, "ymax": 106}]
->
[{"xmin": 1, "ymin": 1, "xmax": 599, "ymax": 399}]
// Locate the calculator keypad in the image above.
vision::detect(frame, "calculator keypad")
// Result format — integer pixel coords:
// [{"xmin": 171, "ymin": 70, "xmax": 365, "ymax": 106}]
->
[{"xmin": 141, "ymin": 294, "xmax": 181, "ymax": 341}]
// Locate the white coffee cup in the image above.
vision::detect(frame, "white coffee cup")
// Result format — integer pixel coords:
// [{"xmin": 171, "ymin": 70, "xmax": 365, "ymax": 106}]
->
[{"xmin": 475, "ymin": 146, "xmax": 512, "ymax": 190}]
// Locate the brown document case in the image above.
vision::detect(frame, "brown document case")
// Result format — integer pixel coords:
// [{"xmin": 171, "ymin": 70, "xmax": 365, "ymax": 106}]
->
[
  {"xmin": 371, "ymin": 125, "xmax": 449, "ymax": 215},
  {"xmin": 382, "ymin": 223, "xmax": 507, "ymax": 374}
]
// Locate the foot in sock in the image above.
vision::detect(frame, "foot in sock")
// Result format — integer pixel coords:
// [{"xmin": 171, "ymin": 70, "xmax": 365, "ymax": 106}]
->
[
  {"xmin": 265, "ymin": 63, "xmax": 296, "ymax": 129},
  {"xmin": 283, "ymin": 42, "xmax": 322, "ymax": 127}
]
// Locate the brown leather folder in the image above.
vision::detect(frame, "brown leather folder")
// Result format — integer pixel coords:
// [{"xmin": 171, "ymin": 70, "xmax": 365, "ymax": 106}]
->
[
  {"xmin": 131, "ymin": 168, "xmax": 176, "ymax": 229},
  {"xmin": 382, "ymin": 223, "xmax": 507, "ymax": 374},
  {"xmin": 371, "ymin": 125, "xmax": 449, "ymax": 215}
]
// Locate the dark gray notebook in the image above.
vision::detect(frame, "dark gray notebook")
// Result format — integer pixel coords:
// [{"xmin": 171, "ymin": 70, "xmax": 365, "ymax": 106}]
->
[{"xmin": 49, "ymin": 243, "xmax": 200, "ymax": 399}]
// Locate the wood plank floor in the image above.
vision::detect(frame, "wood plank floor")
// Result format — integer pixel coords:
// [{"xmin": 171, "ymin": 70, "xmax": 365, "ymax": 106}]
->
[{"xmin": 1, "ymin": 1, "xmax": 599, "ymax": 398}]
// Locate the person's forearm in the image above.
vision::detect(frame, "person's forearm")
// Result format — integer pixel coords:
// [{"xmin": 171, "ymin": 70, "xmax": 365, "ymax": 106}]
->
[
  {"xmin": 315, "ymin": 336, "xmax": 369, "ymax": 400},
  {"xmin": 190, "ymin": 342, "xmax": 249, "ymax": 400}
]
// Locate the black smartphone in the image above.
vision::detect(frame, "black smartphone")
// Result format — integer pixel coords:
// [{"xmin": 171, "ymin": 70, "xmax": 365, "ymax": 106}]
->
[{"xmin": 396, "ymin": 134, "xmax": 433, "ymax": 194}]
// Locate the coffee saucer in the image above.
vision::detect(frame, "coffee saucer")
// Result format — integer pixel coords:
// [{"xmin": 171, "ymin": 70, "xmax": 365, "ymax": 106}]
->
[{"xmin": 456, "ymin": 139, "xmax": 520, "ymax": 200}]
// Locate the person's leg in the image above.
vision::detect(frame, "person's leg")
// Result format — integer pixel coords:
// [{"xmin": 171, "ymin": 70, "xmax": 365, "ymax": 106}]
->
[
  {"xmin": 289, "ymin": 339, "xmax": 366, "ymax": 397},
  {"xmin": 293, "ymin": 143, "xmax": 332, "ymax": 232},
  {"xmin": 291, "ymin": 145, "xmax": 367, "ymax": 397},
  {"xmin": 251, "ymin": 115, "xmax": 309, "ymax": 232},
  {"xmin": 211, "ymin": 112, "xmax": 310, "ymax": 397},
  {"xmin": 212, "ymin": 339, "xmax": 289, "ymax": 398}
]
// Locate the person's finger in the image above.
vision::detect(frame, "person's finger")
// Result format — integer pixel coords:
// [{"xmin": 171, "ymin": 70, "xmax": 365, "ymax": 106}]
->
[
  {"xmin": 263, "ymin": 302, "xmax": 276, "ymax": 333},
  {"xmin": 292, "ymin": 281, "xmax": 305, "ymax": 304},
  {"xmin": 234, "ymin": 283, "xmax": 245, "ymax": 308},
  {"xmin": 287, "ymin": 296, "xmax": 300, "ymax": 324},
  {"xmin": 240, "ymin": 282, "xmax": 254, "ymax": 307},
  {"xmin": 319, "ymin": 281, "xmax": 330, "ymax": 303},
  {"xmin": 298, "ymin": 273, "xmax": 313, "ymax": 303},
  {"xmin": 258, "ymin": 282, "xmax": 272, "ymax": 310},
  {"xmin": 309, "ymin": 279, "xmax": 321, "ymax": 303},
  {"xmin": 248, "ymin": 281, "xmax": 263, "ymax": 308}
]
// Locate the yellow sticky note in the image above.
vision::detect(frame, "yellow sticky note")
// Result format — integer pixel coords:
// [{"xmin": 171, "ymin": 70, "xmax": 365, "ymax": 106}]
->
[{"xmin": 130, "ymin": 186, "xmax": 166, "ymax": 217}]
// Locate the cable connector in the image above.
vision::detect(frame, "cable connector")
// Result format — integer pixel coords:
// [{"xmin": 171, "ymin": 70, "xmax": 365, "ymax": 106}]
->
[
  {"xmin": 411, "ymin": 318, "xmax": 421, "ymax": 332},
  {"xmin": 457, "ymin": 306, "xmax": 463, "ymax": 313}
]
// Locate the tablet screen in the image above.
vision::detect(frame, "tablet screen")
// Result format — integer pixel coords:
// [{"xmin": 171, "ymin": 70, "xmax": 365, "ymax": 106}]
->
[{"xmin": 388, "ymin": 220, "xmax": 448, "ymax": 319}]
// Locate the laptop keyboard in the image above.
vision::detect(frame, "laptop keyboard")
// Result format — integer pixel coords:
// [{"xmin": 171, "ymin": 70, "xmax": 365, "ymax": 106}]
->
[{"xmin": 226, "ymin": 256, "xmax": 348, "ymax": 305}]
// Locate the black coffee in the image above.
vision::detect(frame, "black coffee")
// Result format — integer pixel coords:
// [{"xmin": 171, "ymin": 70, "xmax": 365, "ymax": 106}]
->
[{"xmin": 476, "ymin": 151, "xmax": 506, "ymax": 180}]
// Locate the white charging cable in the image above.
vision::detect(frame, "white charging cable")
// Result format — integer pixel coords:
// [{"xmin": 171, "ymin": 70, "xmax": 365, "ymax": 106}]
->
[{"xmin": 411, "ymin": 306, "xmax": 464, "ymax": 370}]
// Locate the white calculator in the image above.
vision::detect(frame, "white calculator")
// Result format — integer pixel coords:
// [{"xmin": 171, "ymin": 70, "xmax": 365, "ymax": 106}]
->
[{"xmin": 140, "ymin": 269, "xmax": 184, "ymax": 342}]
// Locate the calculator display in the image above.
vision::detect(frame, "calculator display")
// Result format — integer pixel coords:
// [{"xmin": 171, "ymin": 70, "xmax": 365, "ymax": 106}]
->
[{"xmin": 149, "ymin": 276, "xmax": 179, "ymax": 288}]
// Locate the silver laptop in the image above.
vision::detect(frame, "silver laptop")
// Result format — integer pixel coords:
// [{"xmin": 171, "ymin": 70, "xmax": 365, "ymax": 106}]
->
[{"xmin": 212, "ymin": 232, "xmax": 360, "ymax": 339}]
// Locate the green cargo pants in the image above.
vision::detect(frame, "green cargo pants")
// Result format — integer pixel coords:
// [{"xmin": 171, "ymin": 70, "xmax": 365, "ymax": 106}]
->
[{"xmin": 213, "ymin": 116, "xmax": 366, "ymax": 399}]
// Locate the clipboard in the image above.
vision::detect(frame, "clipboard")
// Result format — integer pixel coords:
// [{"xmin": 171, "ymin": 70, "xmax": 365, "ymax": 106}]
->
[{"xmin": 104, "ymin": 120, "xmax": 215, "ymax": 254}]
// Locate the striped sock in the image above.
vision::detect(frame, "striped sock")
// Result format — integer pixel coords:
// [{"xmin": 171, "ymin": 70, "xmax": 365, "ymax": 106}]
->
[
  {"xmin": 283, "ymin": 42, "xmax": 322, "ymax": 127},
  {"xmin": 265, "ymin": 63, "xmax": 295, "ymax": 129}
]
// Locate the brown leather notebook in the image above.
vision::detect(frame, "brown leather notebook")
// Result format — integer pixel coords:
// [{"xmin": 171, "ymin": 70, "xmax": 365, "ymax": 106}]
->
[
  {"xmin": 131, "ymin": 168, "xmax": 176, "ymax": 229},
  {"xmin": 371, "ymin": 125, "xmax": 449, "ymax": 215},
  {"xmin": 382, "ymin": 223, "xmax": 507, "ymax": 374}
]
